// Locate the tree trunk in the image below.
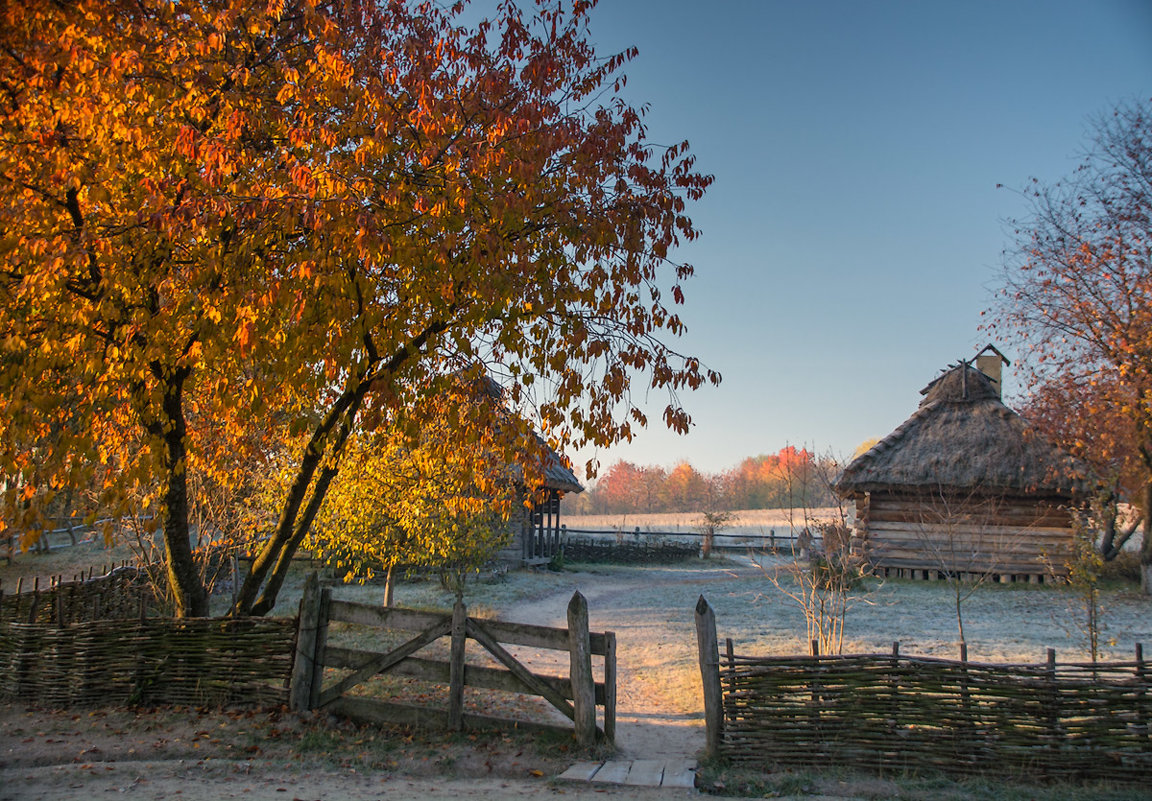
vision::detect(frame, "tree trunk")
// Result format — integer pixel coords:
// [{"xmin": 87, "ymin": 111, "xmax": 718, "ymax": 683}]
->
[
  {"xmin": 157, "ymin": 368, "xmax": 208, "ymax": 618},
  {"xmin": 231, "ymin": 321, "xmax": 448, "ymax": 616},
  {"xmin": 382, "ymin": 563, "xmax": 395, "ymax": 607}
]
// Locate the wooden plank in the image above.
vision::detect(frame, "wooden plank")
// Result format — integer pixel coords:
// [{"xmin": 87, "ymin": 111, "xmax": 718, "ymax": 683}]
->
[
  {"xmin": 624, "ymin": 760, "xmax": 665, "ymax": 786},
  {"xmin": 603, "ymin": 631, "xmax": 617, "ymax": 745},
  {"xmin": 328, "ymin": 696, "xmax": 575, "ymax": 737},
  {"xmin": 558, "ymin": 762, "xmax": 604, "ymax": 782},
  {"xmin": 467, "ymin": 618, "xmax": 576, "ymax": 722},
  {"xmin": 317, "ymin": 618, "xmax": 451, "ymax": 707},
  {"xmin": 590, "ymin": 761, "xmax": 631, "ymax": 784},
  {"xmin": 327, "ymin": 600, "xmax": 448, "ymax": 632},
  {"xmin": 866, "ymin": 520, "xmax": 1073, "ymax": 539},
  {"xmin": 472, "ymin": 617, "xmax": 610, "ymax": 655},
  {"xmin": 322, "ymin": 647, "xmax": 577, "ymax": 698},
  {"xmin": 661, "ymin": 759, "xmax": 698, "ymax": 789}
]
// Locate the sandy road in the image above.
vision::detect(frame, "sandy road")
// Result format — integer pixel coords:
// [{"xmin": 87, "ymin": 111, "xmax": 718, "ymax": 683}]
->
[{"xmin": 498, "ymin": 560, "xmax": 769, "ymax": 760}]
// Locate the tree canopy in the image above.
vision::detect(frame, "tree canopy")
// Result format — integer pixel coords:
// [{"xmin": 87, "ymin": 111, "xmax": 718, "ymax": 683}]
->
[
  {"xmin": 0, "ymin": 0, "xmax": 717, "ymax": 615},
  {"xmin": 990, "ymin": 98, "xmax": 1152, "ymax": 586}
]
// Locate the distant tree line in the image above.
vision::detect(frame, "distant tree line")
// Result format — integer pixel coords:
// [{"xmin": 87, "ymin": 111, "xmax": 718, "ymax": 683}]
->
[{"xmin": 562, "ymin": 447, "xmax": 840, "ymax": 515}]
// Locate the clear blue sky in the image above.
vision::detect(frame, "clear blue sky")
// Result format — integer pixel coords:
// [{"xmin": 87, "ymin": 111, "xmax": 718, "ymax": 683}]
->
[{"xmin": 566, "ymin": 0, "xmax": 1152, "ymax": 477}]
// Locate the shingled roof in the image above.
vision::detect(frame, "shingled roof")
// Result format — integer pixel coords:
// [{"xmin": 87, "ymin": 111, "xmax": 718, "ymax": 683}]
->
[{"xmin": 834, "ymin": 361, "xmax": 1089, "ymax": 498}]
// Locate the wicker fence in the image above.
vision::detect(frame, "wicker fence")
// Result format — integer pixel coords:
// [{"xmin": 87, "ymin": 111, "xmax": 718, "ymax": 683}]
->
[
  {"xmin": 696, "ymin": 597, "xmax": 1152, "ymax": 782},
  {"xmin": 0, "ymin": 566, "xmax": 152, "ymax": 625},
  {"xmin": 0, "ymin": 616, "xmax": 296, "ymax": 708},
  {"xmin": 561, "ymin": 531, "xmax": 699, "ymax": 564}
]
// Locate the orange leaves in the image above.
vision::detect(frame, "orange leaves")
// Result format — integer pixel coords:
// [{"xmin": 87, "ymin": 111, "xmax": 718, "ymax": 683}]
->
[{"xmin": 2, "ymin": 0, "xmax": 717, "ymax": 612}]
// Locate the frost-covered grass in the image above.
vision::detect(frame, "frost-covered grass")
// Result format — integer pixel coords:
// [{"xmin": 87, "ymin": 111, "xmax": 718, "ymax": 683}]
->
[{"xmin": 564, "ymin": 507, "xmax": 842, "ymax": 537}]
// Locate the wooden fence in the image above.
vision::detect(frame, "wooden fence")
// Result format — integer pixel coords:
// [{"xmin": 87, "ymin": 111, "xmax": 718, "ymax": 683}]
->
[
  {"xmin": 0, "ymin": 566, "xmax": 152, "ymax": 625},
  {"xmin": 561, "ymin": 531, "xmax": 699, "ymax": 564},
  {"xmin": 562, "ymin": 526, "xmax": 808, "ymax": 556},
  {"xmin": 695, "ymin": 596, "xmax": 1152, "ymax": 782},
  {"xmin": 291, "ymin": 574, "xmax": 616, "ymax": 745},
  {"xmin": 0, "ymin": 616, "xmax": 296, "ymax": 708}
]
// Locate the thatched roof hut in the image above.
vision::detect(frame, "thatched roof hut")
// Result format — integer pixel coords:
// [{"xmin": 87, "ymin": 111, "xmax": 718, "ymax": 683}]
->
[
  {"xmin": 836, "ymin": 350, "xmax": 1088, "ymax": 582},
  {"xmin": 836, "ymin": 361, "xmax": 1088, "ymax": 500}
]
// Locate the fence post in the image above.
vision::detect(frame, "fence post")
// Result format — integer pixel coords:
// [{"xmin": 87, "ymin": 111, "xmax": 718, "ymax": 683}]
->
[
  {"xmin": 603, "ymin": 631, "xmax": 617, "ymax": 745},
  {"xmin": 308, "ymin": 587, "xmax": 332, "ymax": 711},
  {"xmin": 290, "ymin": 572, "xmax": 321, "ymax": 713},
  {"xmin": 1136, "ymin": 643, "xmax": 1147, "ymax": 742},
  {"xmin": 695, "ymin": 594, "xmax": 723, "ymax": 758},
  {"xmin": 567, "ymin": 591, "xmax": 596, "ymax": 746},
  {"xmin": 448, "ymin": 600, "xmax": 468, "ymax": 731}
]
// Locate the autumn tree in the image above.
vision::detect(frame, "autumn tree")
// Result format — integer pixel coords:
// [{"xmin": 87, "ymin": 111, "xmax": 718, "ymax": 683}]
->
[
  {"xmin": 307, "ymin": 382, "xmax": 522, "ymax": 607},
  {"xmin": 0, "ymin": 0, "xmax": 716, "ymax": 616},
  {"xmin": 1017, "ymin": 374, "xmax": 1144, "ymax": 560},
  {"xmin": 990, "ymin": 98, "xmax": 1152, "ymax": 591}
]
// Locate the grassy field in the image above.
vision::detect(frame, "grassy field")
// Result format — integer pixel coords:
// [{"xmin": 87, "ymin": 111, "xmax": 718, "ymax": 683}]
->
[{"xmin": 563, "ymin": 507, "xmax": 843, "ymax": 536}]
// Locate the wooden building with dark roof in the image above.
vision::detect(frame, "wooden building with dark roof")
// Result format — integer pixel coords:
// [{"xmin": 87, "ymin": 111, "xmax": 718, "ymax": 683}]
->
[
  {"xmin": 834, "ymin": 347, "xmax": 1089, "ymax": 582},
  {"xmin": 499, "ymin": 439, "xmax": 583, "ymax": 567}
]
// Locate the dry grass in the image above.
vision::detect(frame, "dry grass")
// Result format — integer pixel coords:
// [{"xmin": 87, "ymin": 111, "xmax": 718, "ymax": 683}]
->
[{"xmin": 564, "ymin": 507, "xmax": 842, "ymax": 537}]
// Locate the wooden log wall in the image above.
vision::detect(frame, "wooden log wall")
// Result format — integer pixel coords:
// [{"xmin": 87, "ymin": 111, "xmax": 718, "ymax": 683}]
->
[
  {"xmin": 0, "ymin": 617, "xmax": 295, "ymax": 708},
  {"xmin": 716, "ymin": 645, "xmax": 1152, "ymax": 782},
  {"xmin": 853, "ymin": 493, "xmax": 1076, "ymax": 580}
]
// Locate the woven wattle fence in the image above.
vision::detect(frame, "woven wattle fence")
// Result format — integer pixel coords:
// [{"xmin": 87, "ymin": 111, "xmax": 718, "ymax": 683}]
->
[
  {"xmin": 0, "ymin": 617, "xmax": 296, "ymax": 708},
  {"xmin": 0, "ymin": 566, "xmax": 152, "ymax": 625},
  {"xmin": 696, "ymin": 597, "xmax": 1151, "ymax": 782},
  {"xmin": 561, "ymin": 533, "xmax": 698, "ymax": 564}
]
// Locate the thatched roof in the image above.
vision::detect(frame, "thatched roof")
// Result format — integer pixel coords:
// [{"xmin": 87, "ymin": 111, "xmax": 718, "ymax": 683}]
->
[
  {"xmin": 540, "ymin": 444, "xmax": 583, "ymax": 494},
  {"xmin": 473, "ymin": 374, "xmax": 583, "ymax": 494},
  {"xmin": 835, "ymin": 362, "xmax": 1089, "ymax": 498}
]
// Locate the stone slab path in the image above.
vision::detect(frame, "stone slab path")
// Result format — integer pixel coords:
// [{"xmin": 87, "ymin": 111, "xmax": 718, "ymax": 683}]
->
[{"xmin": 558, "ymin": 758, "xmax": 697, "ymax": 789}]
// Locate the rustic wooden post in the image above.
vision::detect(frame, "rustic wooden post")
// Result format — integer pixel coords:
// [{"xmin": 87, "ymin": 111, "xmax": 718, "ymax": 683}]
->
[
  {"xmin": 308, "ymin": 587, "xmax": 332, "ymax": 711},
  {"xmin": 230, "ymin": 555, "xmax": 240, "ymax": 613},
  {"xmin": 1136, "ymin": 643, "xmax": 1147, "ymax": 742},
  {"xmin": 695, "ymin": 595, "xmax": 723, "ymax": 758},
  {"xmin": 1046, "ymin": 647, "xmax": 1059, "ymax": 757},
  {"xmin": 567, "ymin": 591, "xmax": 596, "ymax": 746},
  {"xmin": 448, "ymin": 600, "xmax": 468, "ymax": 731},
  {"xmin": 290, "ymin": 572, "xmax": 322, "ymax": 713},
  {"xmin": 603, "ymin": 631, "xmax": 617, "ymax": 744}
]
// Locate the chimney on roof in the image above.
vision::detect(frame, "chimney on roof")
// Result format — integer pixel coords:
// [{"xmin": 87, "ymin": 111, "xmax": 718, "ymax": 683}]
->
[{"xmin": 975, "ymin": 344, "xmax": 1010, "ymax": 398}]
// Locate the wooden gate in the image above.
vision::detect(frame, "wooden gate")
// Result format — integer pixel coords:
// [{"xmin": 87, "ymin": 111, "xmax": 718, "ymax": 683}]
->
[{"xmin": 290, "ymin": 574, "xmax": 615, "ymax": 745}]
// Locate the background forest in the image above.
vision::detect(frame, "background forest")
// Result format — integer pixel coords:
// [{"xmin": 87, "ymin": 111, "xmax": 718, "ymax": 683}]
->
[{"xmin": 562, "ymin": 446, "xmax": 839, "ymax": 515}]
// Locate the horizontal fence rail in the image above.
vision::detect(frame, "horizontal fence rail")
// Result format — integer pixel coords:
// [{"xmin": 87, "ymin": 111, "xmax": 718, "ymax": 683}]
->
[
  {"xmin": 696, "ymin": 596, "xmax": 1152, "ymax": 782},
  {"xmin": 0, "ymin": 617, "xmax": 296, "ymax": 708},
  {"xmin": 561, "ymin": 527, "xmax": 820, "ymax": 565},
  {"xmin": 562, "ymin": 526, "xmax": 814, "ymax": 551}
]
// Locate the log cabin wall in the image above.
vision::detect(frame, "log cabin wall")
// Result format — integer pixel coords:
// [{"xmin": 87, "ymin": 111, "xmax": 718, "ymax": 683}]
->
[{"xmin": 851, "ymin": 491, "xmax": 1076, "ymax": 581}]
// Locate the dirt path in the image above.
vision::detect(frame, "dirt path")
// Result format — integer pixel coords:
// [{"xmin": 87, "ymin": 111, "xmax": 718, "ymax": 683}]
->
[{"xmin": 499, "ymin": 560, "xmax": 764, "ymax": 760}]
